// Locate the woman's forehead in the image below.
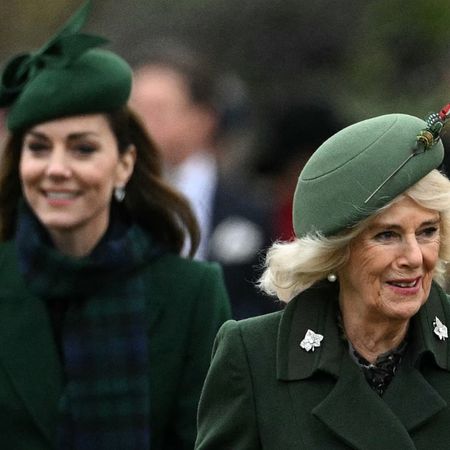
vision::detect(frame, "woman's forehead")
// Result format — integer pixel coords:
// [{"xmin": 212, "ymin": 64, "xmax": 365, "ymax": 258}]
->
[
  {"xmin": 26, "ymin": 114, "xmax": 110, "ymax": 137},
  {"xmin": 366, "ymin": 197, "xmax": 440, "ymax": 229}
]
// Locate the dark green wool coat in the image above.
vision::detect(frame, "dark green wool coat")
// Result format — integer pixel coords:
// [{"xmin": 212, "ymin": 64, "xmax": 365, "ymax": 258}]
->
[
  {"xmin": 0, "ymin": 241, "xmax": 231, "ymax": 450},
  {"xmin": 196, "ymin": 281, "xmax": 450, "ymax": 450}
]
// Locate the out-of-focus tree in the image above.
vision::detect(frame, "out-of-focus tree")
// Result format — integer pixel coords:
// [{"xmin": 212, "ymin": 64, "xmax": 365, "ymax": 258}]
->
[{"xmin": 340, "ymin": 0, "xmax": 450, "ymax": 117}]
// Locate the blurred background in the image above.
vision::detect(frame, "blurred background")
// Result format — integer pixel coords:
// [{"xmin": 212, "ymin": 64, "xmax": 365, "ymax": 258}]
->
[
  {"xmin": 3, "ymin": 2, "xmax": 450, "ymax": 110},
  {"xmin": 2, "ymin": 0, "xmax": 450, "ymax": 169},
  {"xmin": 2, "ymin": 0, "xmax": 450, "ymax": 310}
]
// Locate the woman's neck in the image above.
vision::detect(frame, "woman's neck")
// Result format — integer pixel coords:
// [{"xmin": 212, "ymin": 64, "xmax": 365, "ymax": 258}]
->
[{"xmin": 339, "ymin": 304, "xmax": 409, "ymax": 364}]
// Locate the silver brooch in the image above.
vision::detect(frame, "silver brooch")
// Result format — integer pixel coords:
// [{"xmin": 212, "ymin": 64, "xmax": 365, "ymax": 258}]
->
[
  {"xmin": 433, "ymin": 316, "xmax": 448, "ymax": 341},
  {"xmin": 300, "ymin": 329, "xmax": 324, "ymax": 352}
]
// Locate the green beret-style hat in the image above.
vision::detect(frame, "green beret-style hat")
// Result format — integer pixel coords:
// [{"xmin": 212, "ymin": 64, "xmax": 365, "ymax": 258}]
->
[
  {"xmin": 293, "ymin": 106, "xmax": 450, "ymax": 238},
  {"xmin": 0, "ymin": 1, "xmax": 132, "ymax": 132}
]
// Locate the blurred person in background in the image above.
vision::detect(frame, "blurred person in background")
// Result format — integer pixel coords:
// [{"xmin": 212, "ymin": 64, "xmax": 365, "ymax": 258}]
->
[
  {"xmin": 131, "ymin": 44, "xmax": 278, "ymax": 320},
  {"xmin": 258, "ymin": 99, "xmax": 343, "ymax": 241},
  {"xmin": 0, "ymin": 2, "xmax": 230, "ymax": 449}
]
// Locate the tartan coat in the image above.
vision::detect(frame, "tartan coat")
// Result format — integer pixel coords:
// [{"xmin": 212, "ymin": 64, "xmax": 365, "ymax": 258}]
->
[
  {"xmin": 0, "ymin": 241, "xmax": 231, "ymax": 450},
  {"xmin": 196, "ymin": 281, "xmax": 450, "ymax": 450}
]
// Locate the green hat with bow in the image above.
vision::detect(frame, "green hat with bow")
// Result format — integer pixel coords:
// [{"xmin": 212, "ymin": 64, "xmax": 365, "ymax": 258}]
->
[
  {"xmin": 293, "ymin": 105, "xmax": 450, "ymax": 238},
  {"xmin": 0, "ymin": 1, "xmax": 132, "ymax": 132}
]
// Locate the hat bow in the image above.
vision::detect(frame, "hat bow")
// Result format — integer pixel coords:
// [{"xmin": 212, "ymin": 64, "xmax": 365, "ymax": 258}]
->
[{"xmin": 0, "ymin": 0, "xmax": 106, "ymax": 107}]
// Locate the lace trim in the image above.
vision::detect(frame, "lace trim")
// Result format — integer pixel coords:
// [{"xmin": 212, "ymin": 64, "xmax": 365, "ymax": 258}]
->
[
  {"xmin": 337, "ymin": 310, "xmax": 407, "ymax": 396},
  {"xmin": 349, "ymin": 340, "xmax": 407, "ymax": 396}
]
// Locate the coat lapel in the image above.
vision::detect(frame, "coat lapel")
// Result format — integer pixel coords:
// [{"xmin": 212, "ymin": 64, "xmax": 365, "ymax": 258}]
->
[
  {"xmin": 277, "ymin": 281, "xmax": 450, "ymax": 450},
  {"xmin": 382, "ymin": 364, "xmax": 446, "ymax": 431},
  {"xmin": 312, "ymin": 355, "xmax": 416, "ymax": 449},
  {"xmin": 0, "ymin": 243, "xmax": 63, "ymax": 444}
]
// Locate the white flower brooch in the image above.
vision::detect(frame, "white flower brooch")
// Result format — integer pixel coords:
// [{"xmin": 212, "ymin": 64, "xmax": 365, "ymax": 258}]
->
[
  {"xmin": 433, "ymin": 316, "xmax": 448, "ymax": 341},
  {"xmin": 300, "ymin": 329, "xmax": 324, "ymax": 352}
]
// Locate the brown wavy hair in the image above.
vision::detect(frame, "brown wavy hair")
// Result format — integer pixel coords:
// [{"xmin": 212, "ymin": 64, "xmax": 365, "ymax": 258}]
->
[{"xmin": 0, "ymin": 107, "xmax": 200, "ymax": 257}]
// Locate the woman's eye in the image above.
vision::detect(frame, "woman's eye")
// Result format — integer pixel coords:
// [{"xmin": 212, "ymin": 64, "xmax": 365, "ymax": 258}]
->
[
  {"xmin": 420, "ymin": 226, "xmax": 438, "ymax": 238},
  {"xmin": 74, "ymin": 144, "xmax": 97, "ymax": 155},
  {"xmin": 374, "ymin": 230, "xmax": 396, "ymax": 241},
  {"xmin": 25, "ymin": 142, "xmax": 48, "ymax": 152}
]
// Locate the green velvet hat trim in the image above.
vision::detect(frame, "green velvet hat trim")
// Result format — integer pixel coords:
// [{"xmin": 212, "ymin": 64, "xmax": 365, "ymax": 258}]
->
[
  {"xmin": 0, "ymin": 0, "xmax": 132, "ymax": 131},
  {"xmin": 293, "ymin": 111, "xmax": 446, "ymax": 238}
]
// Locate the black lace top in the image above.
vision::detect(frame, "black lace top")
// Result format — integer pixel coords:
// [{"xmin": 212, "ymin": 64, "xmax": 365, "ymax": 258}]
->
[
  {"xmin": 337, "ymin": 310, "xmax": 408, "ymax": 396},
  {"xmin": 349, "ymin": 341, "xmax": 408, "ymax": 396}
]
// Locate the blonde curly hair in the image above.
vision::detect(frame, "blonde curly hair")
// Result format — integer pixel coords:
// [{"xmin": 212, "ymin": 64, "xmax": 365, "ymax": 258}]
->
[{"xmin": 259, "ymin": 169, "xmax": 450, "ymax": 302}]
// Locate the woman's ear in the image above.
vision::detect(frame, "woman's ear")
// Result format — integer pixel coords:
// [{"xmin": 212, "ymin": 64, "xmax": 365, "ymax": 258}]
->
[{"xmin": 116, "ymin": 144, "xmax": 137, "ymax": 186}]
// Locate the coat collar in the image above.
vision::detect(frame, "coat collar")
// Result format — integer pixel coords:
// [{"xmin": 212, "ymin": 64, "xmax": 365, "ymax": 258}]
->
[
  {"xmin": 276, "ymin": 281, "xmax": 343, "ymax": 381},
  {"xmin": 276, "ymin": 280, "xmax": 450, "ymax": 449},
  {"xmin": 406, "ymin": 281, "xmax": 450, "ymax": 371},
  {"xmin": 276, "ymin": 280, "xmax": 450, "ymax": 381}
]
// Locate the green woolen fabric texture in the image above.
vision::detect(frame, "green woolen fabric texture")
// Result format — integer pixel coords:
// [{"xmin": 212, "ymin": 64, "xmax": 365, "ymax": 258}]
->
[
  {"xmin": 6, "ymin": 48, "xmax": 132, "ymax": 131},
  {"xmin": 293, "ymin": 113, "xmax": 445, "ymax": 238}
]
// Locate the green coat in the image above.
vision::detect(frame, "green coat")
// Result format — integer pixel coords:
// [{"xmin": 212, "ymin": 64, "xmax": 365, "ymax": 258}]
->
[
  {"xmin": 0, "ymin": 241, "xmax": 231, "ymax": 450},
  {"xmin": 196, "ymin": 281, "xmax": 450, "ymax": 449}
]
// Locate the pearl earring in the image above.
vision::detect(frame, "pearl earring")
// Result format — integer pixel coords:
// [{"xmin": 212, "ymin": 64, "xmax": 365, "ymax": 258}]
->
[
  {"xmin": 114, "ymin": 186, "xmax": 126, "ymax": 202},
  {"xmin": 327, "ymin": 273, "xmax": 337, "ymax": 283}
]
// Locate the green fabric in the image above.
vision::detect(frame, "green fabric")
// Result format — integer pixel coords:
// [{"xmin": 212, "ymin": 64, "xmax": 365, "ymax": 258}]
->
[
  {"xmin": 196, "ymin": 282, "xmax": 450, "ymax": 449},
  {"xmin": 0, "ymin": 0, "xmax": 132, "ymax": 131},
  {"xmin": 293, "ymin": 113, "xmax": 445, "ymax": 237},
  {"xmin": 0, "ymin": 241, "xmax": 231, "ymax": 449}
]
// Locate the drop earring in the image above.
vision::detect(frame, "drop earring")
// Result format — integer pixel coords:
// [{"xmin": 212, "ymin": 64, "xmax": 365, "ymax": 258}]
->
[
  {"xmin": 327, "ymin": 273, "xmax": 337, "ymax": 283},
  {"xmin": 114, "ymin": 186, "xmax": 126, "ymax": 202}
]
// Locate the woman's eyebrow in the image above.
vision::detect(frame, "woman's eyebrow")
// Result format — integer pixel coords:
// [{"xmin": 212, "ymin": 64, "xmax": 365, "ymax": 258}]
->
[
  {"xmin": 66, "ymin": 132, "xmax": 99, "ymax": 140},
  {"xmin": 24, "ymin": 130, "xmax": 48, "ymax": 140},
  {"xmin": 24, "ymin": 131, "xmax": 99, "ymax": 140},
  {"xmin": 418, "ymin": 218, "xmax": 441, "ymax": 227}
]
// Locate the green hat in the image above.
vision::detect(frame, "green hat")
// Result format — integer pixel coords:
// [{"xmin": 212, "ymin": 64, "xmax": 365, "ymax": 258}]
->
[
  {"xmin": 293, "ymin": 106, "xmax": 450, "ymax": 238},
  {"xmin": 0, "ymin": 1, "xmax": 132, "ymax": 132}
]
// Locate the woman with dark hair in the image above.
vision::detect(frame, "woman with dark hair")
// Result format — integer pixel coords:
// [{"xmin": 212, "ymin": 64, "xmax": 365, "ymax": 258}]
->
[{"xmin": 0, "ymin": 2, "xmax": 230, "ymax": 449}]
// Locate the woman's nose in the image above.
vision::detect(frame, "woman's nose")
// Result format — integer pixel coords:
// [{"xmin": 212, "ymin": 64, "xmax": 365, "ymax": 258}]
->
[
  {"xmin": 45, "ymin": 149, "xmax": 71, "ymax": 178},
  {"xmin": 398, "ymin": 237, "xmax": 423, "ymax": 268}
]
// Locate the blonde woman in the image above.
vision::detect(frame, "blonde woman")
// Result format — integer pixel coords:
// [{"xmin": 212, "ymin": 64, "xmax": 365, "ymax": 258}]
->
[{"xmin": 196, "ymin": 106, "xmax": 450, "ymax": 449}]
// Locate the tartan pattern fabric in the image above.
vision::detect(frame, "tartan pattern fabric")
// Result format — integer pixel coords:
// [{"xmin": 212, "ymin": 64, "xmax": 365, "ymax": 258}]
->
[{"xmin": 15, "ymin": 204, "xmax": 160, "ymax": 449}]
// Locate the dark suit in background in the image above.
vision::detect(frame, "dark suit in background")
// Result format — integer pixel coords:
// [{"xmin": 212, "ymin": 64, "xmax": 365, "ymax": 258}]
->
[{"xmin": 209, "ymin": 176, "xmax": 280, "ymax": 319}]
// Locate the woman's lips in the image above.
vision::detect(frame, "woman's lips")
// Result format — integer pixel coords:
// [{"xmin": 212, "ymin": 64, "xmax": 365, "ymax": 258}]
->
[
  {"xmin": 43, "ymin": 190, "xmax": 79, "ymax": 205},
  {"xmin": 386, "ymin": 277, "xmax": 421, "ymax": 295}
]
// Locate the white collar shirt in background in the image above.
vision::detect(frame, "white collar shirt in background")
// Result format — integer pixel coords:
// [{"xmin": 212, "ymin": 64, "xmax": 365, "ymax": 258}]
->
[{"xmin": 168, "ymin": 151, "xmax": 218, "ymax": 260}]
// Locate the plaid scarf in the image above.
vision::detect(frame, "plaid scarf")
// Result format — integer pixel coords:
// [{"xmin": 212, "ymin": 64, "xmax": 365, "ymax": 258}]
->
[{"xmin": 15, "ymin": 204, "xmax": 161, "ymax": 449}]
